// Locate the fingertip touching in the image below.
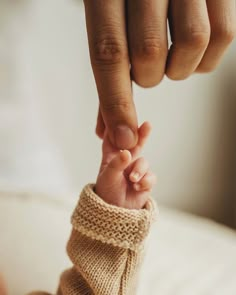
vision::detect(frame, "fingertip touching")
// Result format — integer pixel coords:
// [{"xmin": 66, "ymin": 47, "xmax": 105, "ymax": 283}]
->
[
  {"xmin": 110, "ymin": 125, "xmax": 138, "ymax": 150},
  {"xmin": 119, "ymin": 150, "xmax": 132, "ymax": 163}
]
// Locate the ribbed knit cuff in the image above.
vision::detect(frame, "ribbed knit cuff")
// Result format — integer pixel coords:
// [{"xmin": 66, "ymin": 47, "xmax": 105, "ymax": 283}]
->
[{"xmin": 71, "ymin": 184, "xmax": 157, "ymax": 251}]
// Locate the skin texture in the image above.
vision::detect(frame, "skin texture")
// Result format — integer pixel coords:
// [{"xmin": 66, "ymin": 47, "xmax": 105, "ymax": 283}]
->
[
  {"xmin": 84, "ymin": 0, "xmax": 236, "ymax": 149},
  {"xmin": 95, "ymin": 121, "xmax": 157, "ymax": 209}
]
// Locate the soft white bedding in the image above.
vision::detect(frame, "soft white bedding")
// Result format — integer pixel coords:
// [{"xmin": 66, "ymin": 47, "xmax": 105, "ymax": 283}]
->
[{"xmin": 0, "ymin": 190, "xmax": 236, "ymax": 295}]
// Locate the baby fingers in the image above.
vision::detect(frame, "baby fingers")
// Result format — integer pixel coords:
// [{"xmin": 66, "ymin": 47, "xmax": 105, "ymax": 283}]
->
[
  {"xmin": 129, "ymin": 157, "xmax": 149, "ymax": 183},
  {"xmin": 107, "ymin": 150, "xmax": 132, "ymax": 173},
  {"xmin": 133, "ymin": 172, "xmax": 156, "ymax": 192}
]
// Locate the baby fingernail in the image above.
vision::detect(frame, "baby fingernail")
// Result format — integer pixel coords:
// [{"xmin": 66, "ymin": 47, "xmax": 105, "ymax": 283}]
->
[{"xmin": 131, "ymin": 172, "xmax": 139, "ymax": 181}]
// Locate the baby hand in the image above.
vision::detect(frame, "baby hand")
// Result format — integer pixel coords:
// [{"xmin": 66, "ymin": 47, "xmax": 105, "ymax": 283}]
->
[{"xmin": 95, "ymin": 122, "xmax": 156, "ymax": 209}]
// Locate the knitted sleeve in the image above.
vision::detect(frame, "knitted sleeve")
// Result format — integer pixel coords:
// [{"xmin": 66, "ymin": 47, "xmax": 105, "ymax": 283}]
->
[{"xmin": 30, "ymin": 184, "xmax": 157, "ymax": 295}]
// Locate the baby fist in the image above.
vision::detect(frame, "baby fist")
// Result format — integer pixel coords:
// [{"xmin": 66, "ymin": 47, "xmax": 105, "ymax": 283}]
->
[{"xmin": 95, "ymin": 122, "xmax": 156, "ymax": 209}]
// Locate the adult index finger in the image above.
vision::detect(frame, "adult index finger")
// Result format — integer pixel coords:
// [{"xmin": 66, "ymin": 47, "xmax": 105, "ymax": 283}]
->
[{"xmin": 84, "ymin": 0, "xmax": 138, "ymax": 149}]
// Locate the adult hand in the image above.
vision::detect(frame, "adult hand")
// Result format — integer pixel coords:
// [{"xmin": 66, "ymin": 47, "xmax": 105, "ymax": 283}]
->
[{"xmin": 84, "ymin": 0, "xmax": 236, "ymax": 149}]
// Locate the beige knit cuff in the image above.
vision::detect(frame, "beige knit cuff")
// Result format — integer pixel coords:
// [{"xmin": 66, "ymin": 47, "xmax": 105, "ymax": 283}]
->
[{"xmin": 71, "ymin": 184, "xmax": 157, "ymax": 251}]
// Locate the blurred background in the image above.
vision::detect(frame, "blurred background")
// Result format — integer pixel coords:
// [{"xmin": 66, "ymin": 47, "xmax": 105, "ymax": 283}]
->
[{"xmin": 0, "ymin": 0, "xmax": 236, "ymax": 228}]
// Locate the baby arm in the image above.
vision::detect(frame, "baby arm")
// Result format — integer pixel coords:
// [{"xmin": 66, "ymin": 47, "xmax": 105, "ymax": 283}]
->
[{"xmin": 30, "ymin": 122, "xmax": 157, "ymax": 295}]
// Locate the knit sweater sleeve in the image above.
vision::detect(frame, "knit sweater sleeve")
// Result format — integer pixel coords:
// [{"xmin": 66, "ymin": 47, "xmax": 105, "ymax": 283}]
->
[{"xmin": 31, "ymin": 184, "xmax": 157, "ymax": 295}]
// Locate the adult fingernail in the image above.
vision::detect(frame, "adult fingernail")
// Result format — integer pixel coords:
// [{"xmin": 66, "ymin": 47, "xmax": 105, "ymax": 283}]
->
[{"xmin": 115, "ymin": 125, "xmax": 136, "ymax": 149}]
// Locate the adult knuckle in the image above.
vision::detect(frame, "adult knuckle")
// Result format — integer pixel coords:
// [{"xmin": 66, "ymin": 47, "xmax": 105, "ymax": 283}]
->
[
  {"xmin": 103, "ymin": 94, "xmax": 132, "ymax": 114},
  {"xmin": 91, "ymin": 27, "xmax": 127, "ymax": 66},
  {"xmin": 181, "ymin": 25, "xmax": 210, "ymax": 50},
  {"xmin": 187, "ymin": 32, "xmax": 209, "ymax": 49},
  {"xmin": 212, "ymin": 25, "xmax": 236, "ymax": 44},
  {"xmin": 136, "ymin": 36, "xmax": 166, "ymax": 62}
]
